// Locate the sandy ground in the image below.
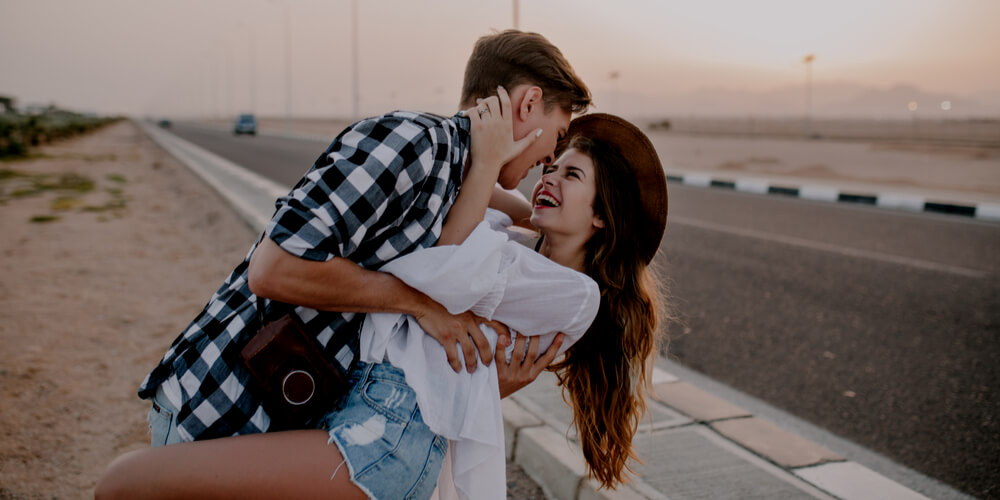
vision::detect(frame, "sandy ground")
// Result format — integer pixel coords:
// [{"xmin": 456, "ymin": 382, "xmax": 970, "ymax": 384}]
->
[
  {"xmin": 0, "ymin": 121, "xmax": 547, "ymax": 499},
  {"xmin": 0, "ymin": 121, "xmax": 256, "ymax": 498}
]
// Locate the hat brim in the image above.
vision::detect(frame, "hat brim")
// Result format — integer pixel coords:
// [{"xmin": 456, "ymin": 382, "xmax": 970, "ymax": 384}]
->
[{"xmin": 556, "ymin": 113, "xmax": 668, "ymax": 264}]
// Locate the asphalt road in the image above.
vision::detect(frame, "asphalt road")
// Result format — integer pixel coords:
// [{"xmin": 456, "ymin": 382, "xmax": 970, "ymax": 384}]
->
[{"xmin": 168, "ymin": 122, "xmax": 1000, "ymax": 499}]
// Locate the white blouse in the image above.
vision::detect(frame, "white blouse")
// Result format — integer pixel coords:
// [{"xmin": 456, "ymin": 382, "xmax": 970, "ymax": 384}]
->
[{"xmin": 360, "ymin": 209, "xmax": 600, "ymax": 500}]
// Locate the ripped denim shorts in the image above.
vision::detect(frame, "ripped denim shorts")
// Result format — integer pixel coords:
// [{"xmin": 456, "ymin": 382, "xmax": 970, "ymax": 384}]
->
[{"xmin": 318, "ymin": 361, "xmax": 447, "ymax": 500}]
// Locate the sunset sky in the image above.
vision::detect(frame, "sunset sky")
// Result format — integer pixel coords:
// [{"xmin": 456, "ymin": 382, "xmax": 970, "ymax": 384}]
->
[{"xmin": 1, "ymin": 0, "xmax": 998, "ymax": 118}]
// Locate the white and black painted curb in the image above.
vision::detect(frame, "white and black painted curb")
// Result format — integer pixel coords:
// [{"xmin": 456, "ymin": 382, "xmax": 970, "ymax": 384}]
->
[{"xmin": 666, "ymin": 172, "xmax": 1000, "ymax": 221}]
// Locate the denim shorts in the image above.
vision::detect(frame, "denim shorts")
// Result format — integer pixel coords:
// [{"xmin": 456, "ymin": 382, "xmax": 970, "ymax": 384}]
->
[
  {"xmin": 147, "ymin": 385, "xmax": 184, "ymax": 447},
  {"xmin": 318, "ymin": 361, "xmax": 447, "ymax": 500}
]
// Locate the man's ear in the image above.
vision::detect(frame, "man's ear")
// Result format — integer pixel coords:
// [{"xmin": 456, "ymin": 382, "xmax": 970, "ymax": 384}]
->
[{"xmin": 517, "ymin": 86, "xmax": 544, "ymax": 120}]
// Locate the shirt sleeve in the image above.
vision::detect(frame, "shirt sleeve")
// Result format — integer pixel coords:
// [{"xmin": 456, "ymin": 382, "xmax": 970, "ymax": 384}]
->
[{"xmin": 265, "ymin": 117, "xmax": 436, "ymax": 262}]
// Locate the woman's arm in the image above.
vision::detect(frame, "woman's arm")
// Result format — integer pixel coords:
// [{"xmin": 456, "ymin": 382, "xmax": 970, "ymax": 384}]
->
[
  {"xmin": 437, "ymin": 87, "xmax": 541, "ymax": 246},
  {"xmin": 488, "ymin": 185, "xmax": 534, "ymax": 229}
]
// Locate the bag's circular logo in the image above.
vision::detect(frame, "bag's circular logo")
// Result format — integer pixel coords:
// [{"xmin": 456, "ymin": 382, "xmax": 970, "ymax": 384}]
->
[{"xmin": 282, "ymin": 370, "xmax": 316, "ymax": 405}]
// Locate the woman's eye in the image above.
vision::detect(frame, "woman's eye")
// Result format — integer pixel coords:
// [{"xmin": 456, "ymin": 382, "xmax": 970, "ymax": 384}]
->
[{"xmin": 567, "ymin": 171, "xmax": 579, "ymax": 179}]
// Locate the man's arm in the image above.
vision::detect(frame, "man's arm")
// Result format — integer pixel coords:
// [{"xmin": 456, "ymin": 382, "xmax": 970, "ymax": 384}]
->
[{"xmin": 248, "ymin": 238, "xmax": 493, "ymax": 373}]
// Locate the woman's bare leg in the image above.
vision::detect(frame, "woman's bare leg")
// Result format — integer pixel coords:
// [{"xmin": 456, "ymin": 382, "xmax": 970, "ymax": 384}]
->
[{"xmin": 95, "ymin": 430, "xmax": 367, "ymax": 500}]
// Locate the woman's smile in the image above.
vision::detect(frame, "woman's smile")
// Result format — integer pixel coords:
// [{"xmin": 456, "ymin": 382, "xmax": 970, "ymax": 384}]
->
[
  {"xmin": 529, "ymin": 149, "xmax": 602, "ymax": 241},
  {"xmin": 534, "ymin": 190, "xmax": 561, "ymax": 209}
]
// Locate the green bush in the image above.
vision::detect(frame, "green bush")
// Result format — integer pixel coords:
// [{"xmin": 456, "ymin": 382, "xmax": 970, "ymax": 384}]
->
[{"xmin": 0, "ymin": 110, "xmax": 120, "ymax": 159}]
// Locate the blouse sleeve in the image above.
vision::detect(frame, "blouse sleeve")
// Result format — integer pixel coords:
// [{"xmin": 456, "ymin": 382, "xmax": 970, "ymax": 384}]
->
[
  {"xmin": 377, "ymin": 219, "xmax": 508, "ymax": 315},
  {"xmin": 489, "ymin": 246, "xmax": 600, "ymax": 348},
  {"xmin": 376, "ymin": 213, "xmax": 599, "ymax": 348}
]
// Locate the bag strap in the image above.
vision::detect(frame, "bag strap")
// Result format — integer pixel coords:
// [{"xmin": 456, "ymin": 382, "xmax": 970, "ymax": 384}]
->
[{"xmin": 256, "ymin": 295, "xmax": 295, "ymax": 328}]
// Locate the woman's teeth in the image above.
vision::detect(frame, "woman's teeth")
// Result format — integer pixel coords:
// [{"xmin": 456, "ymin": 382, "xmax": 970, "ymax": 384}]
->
[{"xmin": 536, "ymin": 194, "xmax": 560, "ymax": 207}]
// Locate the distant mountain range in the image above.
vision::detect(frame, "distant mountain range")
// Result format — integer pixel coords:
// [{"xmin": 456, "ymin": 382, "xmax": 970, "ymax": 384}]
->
[{"xmin": 601, "ymin": 83, "xmax": 1000, "ymax": 120}]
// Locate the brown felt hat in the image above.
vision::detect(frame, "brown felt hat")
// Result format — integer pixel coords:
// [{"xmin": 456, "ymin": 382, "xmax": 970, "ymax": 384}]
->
[{"xmin": 556, "ymin": 113, "xmax": 668, "ymax": 264}]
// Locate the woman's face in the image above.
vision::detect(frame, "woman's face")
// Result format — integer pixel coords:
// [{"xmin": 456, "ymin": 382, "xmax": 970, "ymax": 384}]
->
[{"xmin": 529, "ymin": 148, "xmax": 604, "ymax": 239}]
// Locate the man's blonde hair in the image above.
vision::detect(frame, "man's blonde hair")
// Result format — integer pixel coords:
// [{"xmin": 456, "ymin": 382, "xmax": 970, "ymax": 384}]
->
[{"xmin": 461, "ymin": 30, "xmax": 591, "ymax": 113}]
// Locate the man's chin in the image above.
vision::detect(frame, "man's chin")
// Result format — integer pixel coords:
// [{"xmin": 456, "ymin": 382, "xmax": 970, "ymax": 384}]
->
[{"xmin": 496, "ymin": 171, "xmax": 520, "ymax": 190}]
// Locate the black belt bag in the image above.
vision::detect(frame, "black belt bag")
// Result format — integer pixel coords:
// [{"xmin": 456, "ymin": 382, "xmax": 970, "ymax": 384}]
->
[{"xmin": 241, "ymin": 297, "xmax": 351, "ymax": 430}]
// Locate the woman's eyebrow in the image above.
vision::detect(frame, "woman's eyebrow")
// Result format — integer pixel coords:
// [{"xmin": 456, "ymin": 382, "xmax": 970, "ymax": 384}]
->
[{"xmin": 566, "ymin": 165, "xmax": 586, "ymax": 177}]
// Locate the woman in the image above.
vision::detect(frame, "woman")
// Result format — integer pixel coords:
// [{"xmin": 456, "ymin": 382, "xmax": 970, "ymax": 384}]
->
[{"xmin": 96, "ymin": 105, "xmax": 668, "ymax": 499}]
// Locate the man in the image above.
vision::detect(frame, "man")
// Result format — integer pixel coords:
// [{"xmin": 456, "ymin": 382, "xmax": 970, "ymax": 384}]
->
[{"xmin": 137, "ymin": 29, "xmax": 592, "ymax": 443}]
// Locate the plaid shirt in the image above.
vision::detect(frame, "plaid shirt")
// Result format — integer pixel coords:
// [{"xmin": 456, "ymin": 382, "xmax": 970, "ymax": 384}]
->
[{"xmin": 139, "ymin": 111, "xmax": 471, "ymax": 440}]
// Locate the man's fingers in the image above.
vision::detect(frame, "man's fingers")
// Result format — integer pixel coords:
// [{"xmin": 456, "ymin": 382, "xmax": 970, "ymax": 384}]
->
[
  {"xmin": 442, "ymin": 340, "xmax": 462, "ymax": 373},
  {"xmin": 486, "ymin": 319, "xmax": 511, "ymax": 347},
  {"xmin": 459, "ymin": 334, "xmax": 479, "ymax": 373},
  {"xmin": 470, "ymin": 323, "xmax": 494, "ymax": 367}
]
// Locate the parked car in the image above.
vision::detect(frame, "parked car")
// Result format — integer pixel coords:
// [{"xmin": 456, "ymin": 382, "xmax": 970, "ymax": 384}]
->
[
  {"xmin": 233, "ymin": 113, "xmax": 257, "ymax": 135},
  {"xmin": 157, "ymin": 119, "xmax": 171, "ymax": 129}
]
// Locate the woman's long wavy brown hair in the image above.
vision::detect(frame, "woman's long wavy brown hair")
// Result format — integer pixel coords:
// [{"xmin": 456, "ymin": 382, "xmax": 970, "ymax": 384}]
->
[{"xmin": 548, "ymin": 136, "xmax": 667, "ymax": 490}]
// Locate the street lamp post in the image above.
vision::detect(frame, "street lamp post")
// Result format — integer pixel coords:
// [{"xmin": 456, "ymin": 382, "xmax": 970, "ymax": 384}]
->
[
  {"xmin": 352, "ymin": 0, "xmax": 360, "ymax": 121},
  {"xmin": 266, "ymin": 0, "xmax": 292, "ymax": 131},
  {"xmin": 608, "ymin": 71, "xmax": 620, "ymax": 113},
  {"xmin": 283, "ymin": 3, "xmax": 292, "ymax": 132},
  {"xmin": 225, "ymin": 44, "xmax": 233, "ymax": 119},
  {"xmin": 803, "ymin": 53, "xmax": 814, "ymax": 138},
  {"xmin": 513, "ymin": 0, "xmax": 519, "ymax": 29},
  {"xmin": 248, "ymin": 26, "xmax": 256, "ymax": 115},
  {"xmin": 212, "ymin": 56, "xmax": 219, "ymax": 120}
]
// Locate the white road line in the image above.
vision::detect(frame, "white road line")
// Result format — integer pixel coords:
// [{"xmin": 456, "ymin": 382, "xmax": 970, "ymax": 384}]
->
[{"xmin": 671, "ymin": 215, "xmax": 988, "ymax": 279}]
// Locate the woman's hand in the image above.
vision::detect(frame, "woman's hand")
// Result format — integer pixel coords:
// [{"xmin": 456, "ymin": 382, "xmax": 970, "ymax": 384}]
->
[
  {"xmin": 496, "ymin": 333, "xmax": 564, "ymax": 398},
  {"xmin": 465, "ymin": 86, "xmax": 541, "ymax": 175},
  {"xmin": 440, "ymin": 86, "xmax": 541, "ymax": 247}
]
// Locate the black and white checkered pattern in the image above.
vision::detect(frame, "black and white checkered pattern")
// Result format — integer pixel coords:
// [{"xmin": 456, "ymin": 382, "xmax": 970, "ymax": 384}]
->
[{"xmin": 139, "ymin": 111, "xmax": 471, "ymax": 440}]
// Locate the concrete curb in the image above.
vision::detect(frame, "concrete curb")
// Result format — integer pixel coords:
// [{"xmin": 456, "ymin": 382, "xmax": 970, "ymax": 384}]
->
[
  {"xmin": 665, "ymin": 171, "xmax": 1000, "ymax": 221},
  {"xmin": 137, "ymin": 120, "xmax": 286, "ymax": 231},
  {"xmin": 501, "ymin": 366, "xmax": 931, "ymax": 500}
]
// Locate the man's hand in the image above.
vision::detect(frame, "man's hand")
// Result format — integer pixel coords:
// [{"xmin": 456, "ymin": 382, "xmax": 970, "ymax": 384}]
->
[
  {"xmin": 497, "ymin": 333, "xmax": 565, "ymax": 398},
  {"xmin": 414, "ymin": 303, "xmax": 494, "ymax": 373}
]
